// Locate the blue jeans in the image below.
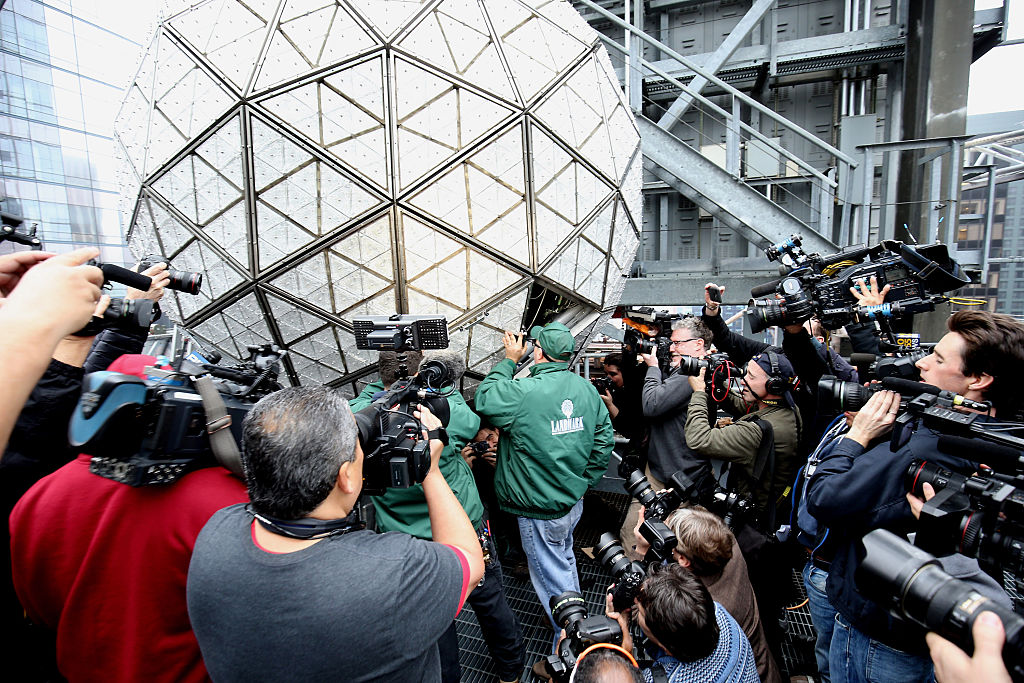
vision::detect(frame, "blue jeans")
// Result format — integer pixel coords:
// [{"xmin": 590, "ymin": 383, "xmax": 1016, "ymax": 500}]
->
[
  {"xmin": 803, "ymin": 561, "xmax": 837, "ymax": 683},
  {"xmin": 518, "ymin": 499, "xmax": 584, "ymax": 651},
  {"xmin": 829, "ymin": 612, "xmax": 933, "ymax": 683}
]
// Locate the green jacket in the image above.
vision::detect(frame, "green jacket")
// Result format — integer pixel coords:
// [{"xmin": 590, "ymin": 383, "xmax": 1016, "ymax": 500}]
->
[
  {"xmin": 348, "ymin": 380, "xmax": 386, "ymax": 413},
  {"xmin": 370, "ymin": 390, "xmax": 484, "ymax": 539},
  {"xmin": 684, "ymin": 389, "xmax": 801, "ymax": 514},
  {"xmin": 475, "ymin": 359, "xmax": 614, "ymax": 519}
]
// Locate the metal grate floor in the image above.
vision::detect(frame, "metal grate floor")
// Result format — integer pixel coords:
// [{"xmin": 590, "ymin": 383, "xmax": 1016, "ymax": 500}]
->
[{"xmin": 454, "ymin": 492, "xmax": 819, "ymax": 682}]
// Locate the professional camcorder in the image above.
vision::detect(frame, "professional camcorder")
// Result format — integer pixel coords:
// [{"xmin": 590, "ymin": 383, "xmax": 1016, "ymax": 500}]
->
[
  {"xmin": 543, "ymin": 591, "xmax": 624, "ymax": 682},
  {"xmin": 352, "ymin": 314, "xmax": 454, "ymax": 495},
  {"xmin": 622, "ymin": 306, "xmax": 680, "ymax": 373},
  {"xmin": 857, "ymin": 529, "xmax": 1024, "ymax": 680},
  {"xmin": 746, "ymin": 236, "xmax": 971, "ymax": 333},
  {"xmin": 906, "ymin": 456, "xmax": 1024, "ymax": 581},
  {"xmin": 70, "ymin": 344, "xmax": 285, "ymax": 487},
  {"xmin": 138, "ymin": 253, "xmax": 203, "ymax": 295}
]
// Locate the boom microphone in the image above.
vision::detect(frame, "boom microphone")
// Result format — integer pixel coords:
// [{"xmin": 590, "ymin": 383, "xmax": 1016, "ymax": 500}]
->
[
  {"xmin": 880, "ymin": 377, "xmax": 991, "ymax": 412},
  {"xmin": 750, "ymin": 278, "xmax": 783, "ymax": 298}
]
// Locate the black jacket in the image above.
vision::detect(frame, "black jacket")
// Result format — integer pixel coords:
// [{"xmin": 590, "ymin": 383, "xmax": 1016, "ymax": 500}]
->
[{"xmin": 805, "ymin": 426, "xmax": 1006, "ymax": 652}]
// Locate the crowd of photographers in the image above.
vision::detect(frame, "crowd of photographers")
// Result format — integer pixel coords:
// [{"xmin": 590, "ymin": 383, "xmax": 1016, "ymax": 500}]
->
[{"xmin": 1, "ymin": 236, "xmax": 1024, "ymax": 683}]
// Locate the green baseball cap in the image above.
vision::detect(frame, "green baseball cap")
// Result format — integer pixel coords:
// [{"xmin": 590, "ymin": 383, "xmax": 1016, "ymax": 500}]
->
[{"xmin": 529, "ymin": 322, "xmax": 575, "ymax": 361}]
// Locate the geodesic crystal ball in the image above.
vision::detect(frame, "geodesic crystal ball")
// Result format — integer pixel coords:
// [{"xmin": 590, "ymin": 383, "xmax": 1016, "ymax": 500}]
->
[{"xmin": 114, "ymin": 0, "xmax": 641, "ymax": 392}]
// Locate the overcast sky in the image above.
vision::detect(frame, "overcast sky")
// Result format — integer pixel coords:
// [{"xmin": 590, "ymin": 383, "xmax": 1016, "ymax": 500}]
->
[{"xmin": 971, "ymin": 0, "xmax": 1024, "ymax": 115}]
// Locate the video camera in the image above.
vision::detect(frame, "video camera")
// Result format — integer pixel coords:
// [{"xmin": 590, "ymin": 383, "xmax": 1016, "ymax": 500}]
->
[
  {"xmin": 69, "ymin": 344, "xmax": 285, "ymax": 487},
  {"xmin": 138, "ymin": 253, "xmax": 203, "ymax": 295},
  {"xmin": 905, "ymin": 456, "xmax": 1024, "ymax": 582},
  {"xmin": 746, "ymin": 236, "xmax": 972, "ymax": 333},
  {"xmin": 857, "ymin": 528, "xmax": 1024, "ymax": 680},
  {"xmin": 352, "ymin": 314, "xmax": 454, "ymax": 495},
  {"xmin": 622, "ymin": 306, "xmax": 680, "ymax": 374},
  {"xmin": 543, "ymin": 591, "xmax": 624, "ymax": 682}
]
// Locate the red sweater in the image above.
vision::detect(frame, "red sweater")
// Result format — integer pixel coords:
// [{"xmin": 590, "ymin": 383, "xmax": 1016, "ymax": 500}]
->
[{"xmin": 10, "ymin": 454, "xmax": 247, "ymax": 683}]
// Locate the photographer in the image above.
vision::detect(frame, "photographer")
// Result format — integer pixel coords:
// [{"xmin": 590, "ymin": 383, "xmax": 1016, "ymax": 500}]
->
[
  {"xmin": 0, "ymin": 248, "xmax": 104, "ymax": 452},
  {"xmin": 604, "ymin": 563, "xmax": 758, "ymax": 683},
  {"xmin": 1, "ymin": 261, "xmax": 169, "ymax": 680},
  {"xmin": 632, "ymin": 507, "xmax": 780, "ymax": 683},
  {"xmin": 9, "ymin": 351, "xmax": 248, "ymax": 683},
  {"xmin": 371, "ymin": 351, "xmax": 524, "ymax": 683},
  {"xmin": 805, "ymin": 310, "xmax": 1024, "ymax": 682},
  {"xmin": 475, "ymin": 323, "xmax": 613, "ymax": 652},
  {"xmin": 596, "ymin": 352, "xmax": 626, "ymax": 422},
  {"xmin": 683, "ymin": 349, "xmax": 801, "ymax": 528},
  {"xmin": 619, "ymin": 318, "xmax": 714, "ymax": 559},
  {"xmin": 187, "ymin": 387, "xmax": 484, "ymax": 681}
]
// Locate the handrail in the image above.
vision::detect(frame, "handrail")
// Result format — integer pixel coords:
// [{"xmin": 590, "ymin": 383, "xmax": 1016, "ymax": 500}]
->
[
  {"xmin": 573, "ymin": 0, "xmax": 859, "ymax": 167},
  {"xmin": 599, "ymin": 35, "xmax": 839, "ymax": 189}
]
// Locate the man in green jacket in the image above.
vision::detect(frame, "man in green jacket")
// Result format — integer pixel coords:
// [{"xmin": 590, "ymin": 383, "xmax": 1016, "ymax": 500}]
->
[
  {"xmin": 366, "ymin": 350, "xmax": 524, "ymax": 683},
  {"xmin": 348, "ymin": 350, "xmax": 423, "ymax": 412},
  {"xmin": 474, "ymin": 322, "xmax": 614, "ymax": 650}
]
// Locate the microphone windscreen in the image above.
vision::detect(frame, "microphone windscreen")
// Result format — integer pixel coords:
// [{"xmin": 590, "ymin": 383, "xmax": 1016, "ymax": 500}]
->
[{"xmin": 880, "ymin": 377, "xmax": 940, "ymax": 396}]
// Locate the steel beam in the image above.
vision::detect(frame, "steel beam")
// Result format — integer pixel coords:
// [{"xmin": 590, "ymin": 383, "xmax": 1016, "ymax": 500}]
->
[
  {"xmin": 620, "ymin": 271, "xmax": 781, "ymax": 306},
  {"xmin": 637, "ymin": 115, "xmax": 838, "ymax": 255},
  {"xmin": 657, "ymin": 0, "xmax": 775, "ymax": 129}
]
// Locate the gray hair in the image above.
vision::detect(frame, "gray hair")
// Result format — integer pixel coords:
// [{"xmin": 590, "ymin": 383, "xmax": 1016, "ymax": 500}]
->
[
  {"xmin": 242, "ymin": 386, "xmax": 357, "ymax": 519},
  {"xmin": 424, "ymin": 349, "xmax": 466, "ymax": 383},
  {"xmin": 671, "ymin": 316, "xmax": 712, "ymax": 347}
]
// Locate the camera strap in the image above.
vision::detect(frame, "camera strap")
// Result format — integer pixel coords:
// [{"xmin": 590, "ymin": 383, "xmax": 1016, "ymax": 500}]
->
[
  {"xmin": 247, "ymin": 505, "xmax": 364, "ymax": 540},
  {"xmin": 193, "ymin": 374, "xmax": 243, "ymax": 477}
]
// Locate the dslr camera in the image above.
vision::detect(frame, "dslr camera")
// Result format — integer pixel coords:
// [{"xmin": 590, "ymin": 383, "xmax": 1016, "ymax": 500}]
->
[
  {"xmin": 595, "ymin": 532, "xmax": 648, "ymax": 612},
  {"xmin": 70, "ymin": 344, "xmax": 285, "ymax": 487},
  {"xmin": 137, "ymin": 254, "xmax": 203, "ymax": 295},
  {"xmin": 352, "ymin": 314, "xmax": 454, "ymax": 496},
  {"xmin": 543, "ymin": 591, "xmax": 624, "ymax": 682},
  {"xmin": 677, "ymin": 352, "xmax": 746, "ymax": 402},
  {"xmin": 746, "ymin": 237, "xmax": 971, "ymax": 333}
]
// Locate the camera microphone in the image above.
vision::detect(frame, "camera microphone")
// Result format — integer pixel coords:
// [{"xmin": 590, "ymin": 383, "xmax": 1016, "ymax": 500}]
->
[
  {"xmin": 749, "ymin": 278, "xmax": 783, "ymax": 298},
  {"xmin": 937, "ymin": 435, "xmax": 1024, "ymax": 473},
  {"xmin": 880, "ymin": 377, "xmax": 991, "ymax": 412}
]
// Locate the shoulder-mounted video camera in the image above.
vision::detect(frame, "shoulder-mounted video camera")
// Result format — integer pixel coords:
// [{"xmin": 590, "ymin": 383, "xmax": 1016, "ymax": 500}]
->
[
  {"xmin": 70, "ymin": 344, "xmax": 286, "ymax": 487},
  {"xmin": 352, "ymin": 314, "xmax": 454, "ymax": 495},
  {"xmin": 622, "ymin": 306, "xmax": 680, "ymax": 374},
  {"xmin": 747, "ymin": 236, "xmax": 972, "ymax": 333}
]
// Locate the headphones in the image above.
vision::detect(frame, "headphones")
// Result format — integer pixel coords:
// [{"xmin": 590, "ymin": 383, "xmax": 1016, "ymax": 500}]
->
[{"xmin": 762, "ymin": 349, "xmax": 793, "ymax": 396}]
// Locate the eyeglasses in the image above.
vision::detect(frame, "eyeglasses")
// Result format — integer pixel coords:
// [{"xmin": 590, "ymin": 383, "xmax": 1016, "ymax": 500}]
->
[{"xmin": 669, "ymin": 338, "xmax": 700, "ymax": 347}]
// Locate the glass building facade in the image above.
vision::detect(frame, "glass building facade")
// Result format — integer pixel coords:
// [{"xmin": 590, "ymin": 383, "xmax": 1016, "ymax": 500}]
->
[{"xmin": 0, "ymin": 0, "xmax": 152, "ymax": 264}]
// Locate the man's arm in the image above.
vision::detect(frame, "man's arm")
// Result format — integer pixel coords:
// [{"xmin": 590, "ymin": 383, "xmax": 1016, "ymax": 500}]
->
[
  {"xmin": 805, "ymin": 390, "xmax": 901, "ymax": 525},
  {"xmin": 0, "ymin": 249, "xmax": 103, "ymax": 453},
  {"xmin": 641, "ymin": 365, "xmax": 692, "ymax": 418},
  {"xmin": 473, "ymin": 331, "xmax": 532, "ymax": 429},
  {"xmin": 683, "ymin": 389, "xmax": 762, "ymax": 465},
  {"xmin": 583, "ymin": 403, "xmax": 614, "ymax": 486},
  {"xmin": 701, "ymin": 283, "xmax": 768, "ymax": 365},
  {"xmin": 417, "ymin": 406, "xmax": 485, "ymax": 596}
]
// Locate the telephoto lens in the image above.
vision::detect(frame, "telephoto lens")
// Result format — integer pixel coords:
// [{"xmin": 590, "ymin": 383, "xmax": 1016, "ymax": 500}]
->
[
  {"xmin": 138, "ymin": 254, "xmax": 203, "ymax": 295},
  {"xmin": 857, "ymin": 529, "xmax": 1024, "ymax": 680},
  {"xmin": 595, "ymin": 532, "xmax": 646, "ymax": 612}
]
